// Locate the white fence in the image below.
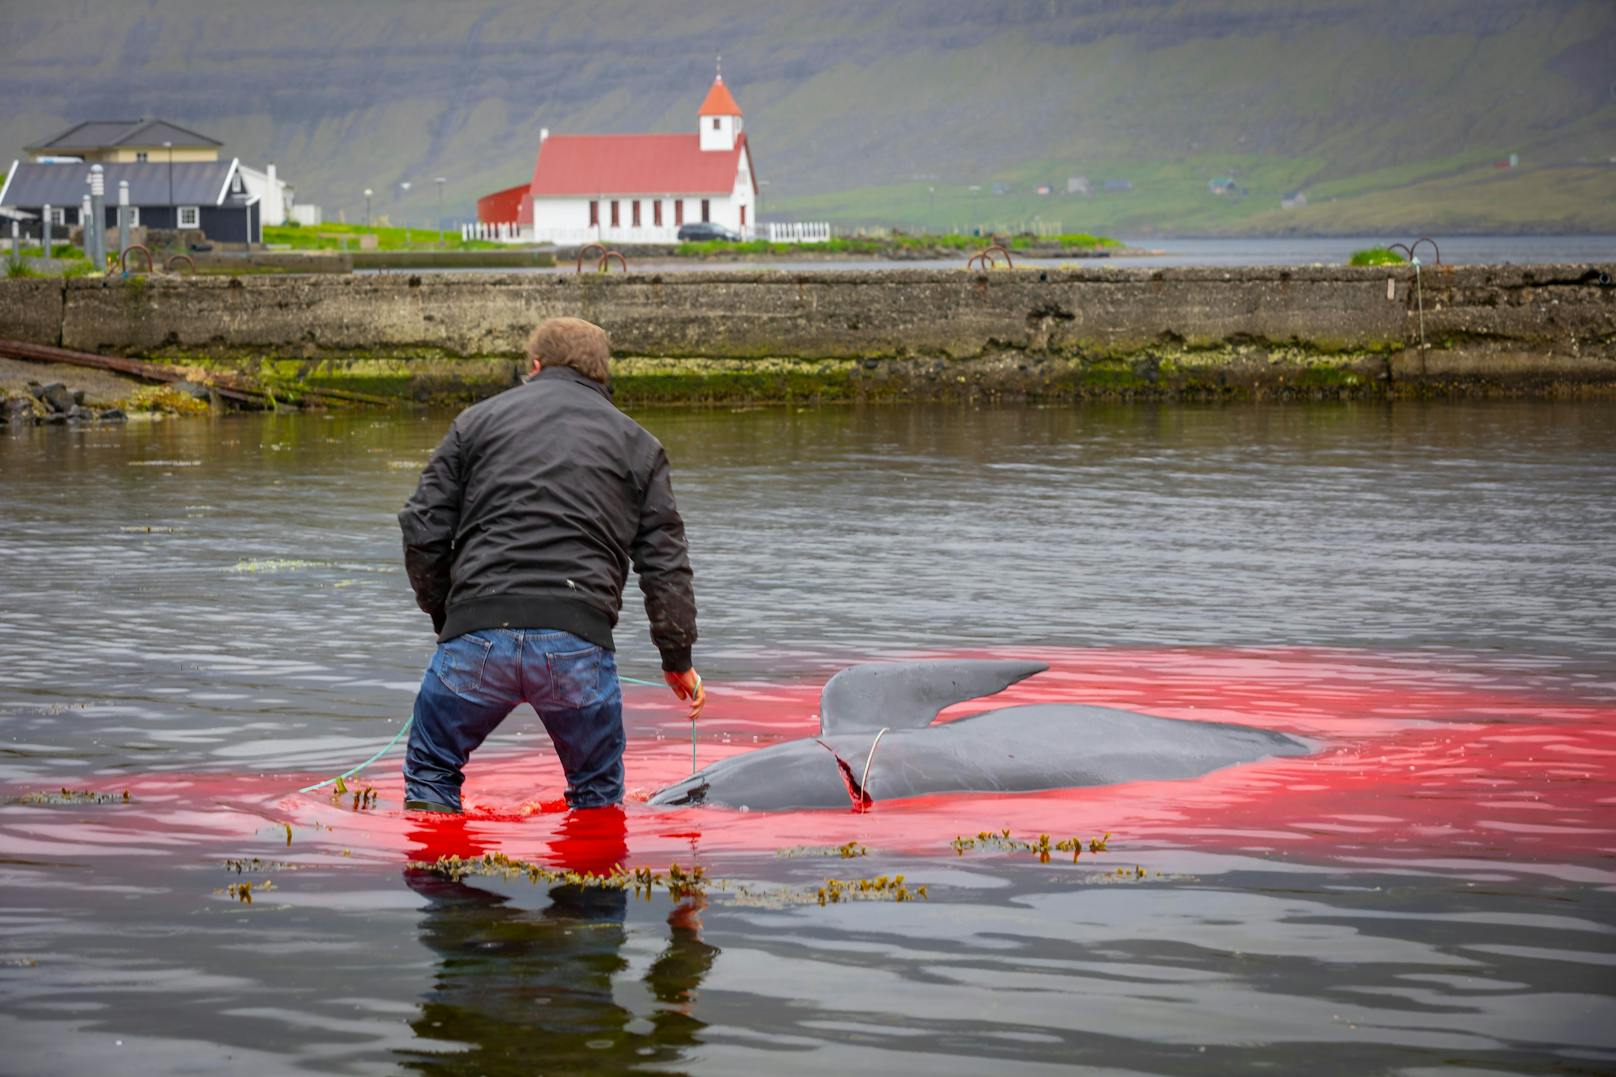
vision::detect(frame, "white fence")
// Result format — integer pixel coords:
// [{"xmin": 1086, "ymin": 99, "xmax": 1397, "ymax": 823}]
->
[
  {"xmin": 764, "ymin": 221, "xmax": 832, "ymax": 244},
  {"xmin": 461, "ymin": 221, "xmax": 532, "ymax": 244}
]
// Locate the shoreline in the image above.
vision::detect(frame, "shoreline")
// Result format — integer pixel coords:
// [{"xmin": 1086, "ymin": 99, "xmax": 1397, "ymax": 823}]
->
[{"xmin": 2, "ymin": 263, "xmax": 1611, "ymax": 411}]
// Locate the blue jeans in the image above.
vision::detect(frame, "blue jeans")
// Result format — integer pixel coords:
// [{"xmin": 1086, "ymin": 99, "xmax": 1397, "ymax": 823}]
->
[{"xmin": 403, "ymin": 629, "xmax": 624, "ymax": 811}]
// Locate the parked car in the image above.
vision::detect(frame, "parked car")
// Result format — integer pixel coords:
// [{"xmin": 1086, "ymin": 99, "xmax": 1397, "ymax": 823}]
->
[{"xmin": 677, "ymin": 222, "xmax": 742, "ymax": 242}]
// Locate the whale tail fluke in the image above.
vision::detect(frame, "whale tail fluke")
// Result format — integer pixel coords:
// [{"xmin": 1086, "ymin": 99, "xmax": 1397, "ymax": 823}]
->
[{"xmin": 819, "ymin": 659, "xmax": 1048, "ymax": 734}]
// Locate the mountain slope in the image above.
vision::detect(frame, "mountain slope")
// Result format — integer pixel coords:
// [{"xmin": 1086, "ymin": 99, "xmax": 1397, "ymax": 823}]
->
[{"xmin": 1, "ymin": 0, "xmax": 1611, "ymax": 234}]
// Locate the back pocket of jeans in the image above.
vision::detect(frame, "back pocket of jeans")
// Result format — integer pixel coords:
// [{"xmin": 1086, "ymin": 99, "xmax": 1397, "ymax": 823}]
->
[
  {"xmin": 433, "ymin": 633, "xmax": 493, "ymax": 699},
  {"xmin": 546, "ymin": 646, "xmax": 603, "ymax": 709}
]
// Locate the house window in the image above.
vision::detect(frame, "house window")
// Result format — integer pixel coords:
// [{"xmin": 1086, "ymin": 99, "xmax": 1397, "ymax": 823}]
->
[
  {"xmin": 231, "ymin": 173, "xmax": 243, "ymax": 194},
  {"xmin": 128, "ymin": 207, "xmax": 141, "ymax": 227},
  {"xmin": 740, "ymin": 205, "xmax": 746, "ymax": 228},
  {"xmin": 178, "ymin": 206, "xmax": 200, "ymax": 229},
  {"xmin": 610, "ymin": 200, "xmax": 619, "ymax": 227},
  {"xmin": 653, "ymin": 201, "xmax": 662, "ymax": 227},
  {"xmin": 674, "ymin": 200, "xmax": 683, "ymax": 227},
  {"xmin": 589, "ymin": 200, "xmax": 599, "ymax": 226},
  {"xmin": 49, "ymin": 207, "xmax": 65, "ymax": 225},
  {"xmin": 701, "ymin": 199, "xmax": 710, "ymax": 223},
  {"xmin": 712, "ymin": 118, "xmax": 720, "ymax": 130},
  {"xmin": 631, "ymin": 200, "xmax": 640, "ymax": 227},
  {"xmin": 135, "ymin": 151, "xmax": 149, "ymax": 163}
]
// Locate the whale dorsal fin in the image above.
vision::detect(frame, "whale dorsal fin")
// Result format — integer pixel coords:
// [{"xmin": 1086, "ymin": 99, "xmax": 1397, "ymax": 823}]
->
[{"xmin": 819, "ymin": 659, "xmax": 1048, "ymax": 734}]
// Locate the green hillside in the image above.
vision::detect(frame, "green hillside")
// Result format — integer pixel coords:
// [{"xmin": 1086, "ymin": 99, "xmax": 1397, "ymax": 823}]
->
[{"xmin": 1, "ymin": 0, "xmax": 1611, "ymax": 236}]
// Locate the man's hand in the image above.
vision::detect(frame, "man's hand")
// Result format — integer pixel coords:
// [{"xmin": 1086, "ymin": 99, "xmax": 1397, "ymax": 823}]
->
[{"xmin": 665, "ymin": 669, "xmax": 705, "ymax": 721}]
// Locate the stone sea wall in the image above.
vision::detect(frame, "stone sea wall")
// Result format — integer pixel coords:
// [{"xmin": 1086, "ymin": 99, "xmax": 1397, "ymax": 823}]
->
[{"xmin": 1, "ymin": 265, "xmax": 1612, "ymax": 401}]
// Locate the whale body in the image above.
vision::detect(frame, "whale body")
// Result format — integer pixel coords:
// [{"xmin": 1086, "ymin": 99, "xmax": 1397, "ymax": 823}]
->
[{"xmin": 648, "ymin": 660, "xmax": 1312, "ymax": 810}]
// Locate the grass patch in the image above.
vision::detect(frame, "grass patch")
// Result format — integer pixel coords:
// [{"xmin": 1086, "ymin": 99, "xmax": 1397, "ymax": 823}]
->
[
  {"xmin": 263, "ymin": 221, "xmax": 502, "ymax": 252},
  {"xmin": 1349, "ymin": 246, "xmax": 1407, "ymax": 266}
]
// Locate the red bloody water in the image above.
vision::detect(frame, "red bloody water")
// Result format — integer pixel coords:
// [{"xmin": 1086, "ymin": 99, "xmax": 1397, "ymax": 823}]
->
[{"xmin": 8, "ymin": 647, "xmax": 1614, "ymax": 873}]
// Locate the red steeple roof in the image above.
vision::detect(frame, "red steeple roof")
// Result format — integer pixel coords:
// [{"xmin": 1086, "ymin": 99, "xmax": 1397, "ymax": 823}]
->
[{"xmin": 698, "ymin": 76, "xmax": 742, "ymax": 117}]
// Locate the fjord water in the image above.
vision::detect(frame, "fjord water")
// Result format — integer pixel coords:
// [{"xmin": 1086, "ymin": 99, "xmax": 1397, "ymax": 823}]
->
[{"xmin": 1, "ymin": 400, "xmax": 1613, "ymax": 1074}]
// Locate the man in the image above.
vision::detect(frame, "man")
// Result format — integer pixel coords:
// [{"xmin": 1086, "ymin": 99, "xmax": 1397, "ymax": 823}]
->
[{"xmin": 398, "ymin": 316, "xmax": 703, "ymax": 813}]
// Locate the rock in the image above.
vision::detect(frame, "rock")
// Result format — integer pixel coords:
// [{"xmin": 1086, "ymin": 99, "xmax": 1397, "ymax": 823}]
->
[
  {"xmin": 26, "ymin": 381, "xmax": 43, "ymax": 398},
  {"xmin": 2, "ymin": 397, "xmax": 34, "ymax": 421},
  {"xmin": 41, "ymin": 383, "xmax": 75, "ymax": 413},
  {"xmin": 72, "ymin": 389, "xmax": 86, "ymax": 405},
  {"xmin": 67, "ymin": 405, "xmax": 95, "ymax": 421},
  {"xmin": 41, "ymin": 411, "xmax": 68, "ymax": 424},
  {"xmin": 97, "ymin": 408, "xmax": 127, "ymax": 422}
]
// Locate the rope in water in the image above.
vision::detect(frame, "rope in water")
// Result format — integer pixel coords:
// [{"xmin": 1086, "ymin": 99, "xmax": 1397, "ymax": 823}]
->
[{"xmin": 295, "ymin": 672, "xmax": 664, "ymax": 794}]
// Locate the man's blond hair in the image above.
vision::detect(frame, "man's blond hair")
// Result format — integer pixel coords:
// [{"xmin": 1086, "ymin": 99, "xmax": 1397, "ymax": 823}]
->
[{"xmin": 526, "ymin": 317, "xmax": 611, "ymax": 384}]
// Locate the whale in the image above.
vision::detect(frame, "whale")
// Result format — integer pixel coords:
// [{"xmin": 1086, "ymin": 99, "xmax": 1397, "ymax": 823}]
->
[{"xmin": 648, "ymin": 660, "xmax": 1313, "ymax": 810}]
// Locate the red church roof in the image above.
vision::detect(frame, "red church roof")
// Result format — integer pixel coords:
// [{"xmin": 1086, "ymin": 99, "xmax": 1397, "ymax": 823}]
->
[
  {"xmin": 530, "ymin": 132, "xmax": 753, "ymax": 197},
  {"xmin": 697, "ymin": 76, "xmax": 743, "ymax": 117}
]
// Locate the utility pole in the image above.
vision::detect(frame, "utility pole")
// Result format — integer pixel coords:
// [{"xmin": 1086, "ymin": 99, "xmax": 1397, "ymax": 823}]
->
[
  {"xmin": 435, "ymin": 177, "xmax": 446, "ymax": 246},
  {"xmin": 364, "ymin": 188, "xmax": 373, "ymax": 228},
  {"xmin": 399, "ymin": 180, "xmax": 412, "ymax": 246},
  {"xmin": 164, "ymin": 140, "xmax": 174, "ymax": 209},
  {"xmin": 42, "ymin": 203, "xmax": 52, "ymax": 258},
  {"xmin": 88, "ymin": 165, "xmax": 106, "ymax": 271},
  {"xmin": 117, "ymin": 180, "xmax": 130, "ymax": 268}
]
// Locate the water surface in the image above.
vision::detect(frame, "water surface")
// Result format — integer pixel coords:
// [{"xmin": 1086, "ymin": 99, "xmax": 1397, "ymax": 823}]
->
[{"xmin": 2, "ymin": 401, "xmax": 1613, "ymax": 1074}]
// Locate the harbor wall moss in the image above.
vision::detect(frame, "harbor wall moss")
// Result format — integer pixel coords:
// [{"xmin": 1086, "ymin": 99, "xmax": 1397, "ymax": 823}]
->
[{"xmin": 2, "ymin": 265, "xmax": 1612, "ymax": 402}]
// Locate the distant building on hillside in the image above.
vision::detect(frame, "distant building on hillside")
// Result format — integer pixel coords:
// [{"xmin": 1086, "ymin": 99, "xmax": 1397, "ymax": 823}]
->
[
  {"xmin": 25, "ymin": 119, "xmax": 222, "ymax": 163},
  {"xmin": 1103, "ymin": 179, "xmax": 1132, "ymax": 192},
  {"xmin": 1066, "ymin": 176, "xmax": 1091, "ymax": 196},
  {"xmin": 474, "ymin": 72, "xmax": 759, "ymax": 245},
  {"xmin": 1281, "ymin": 190, "xmax": 1308, "ymax": 210}
]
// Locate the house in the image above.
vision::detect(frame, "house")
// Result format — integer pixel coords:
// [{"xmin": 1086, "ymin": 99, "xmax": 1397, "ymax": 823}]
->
[
  {"xmin": 17, "ymin": 118, "xmax": 298, "ymax": 229},
  {"xmin": 1281, "ymin": 190, "xmax": 1308, "ymax": 210},
  {"xmin": 238, "ymin": 163, "xmax": 294, "ymax": 226},
  {"xmin": 26, "ymin": 119, "xmax": 222, "ymax": 164},
  {"xmin": 0, "ymin": 158, "xmax": 262, "ymax": 244},
  {"xmin": 1102, "ymin": 179, "xmax": 1133, "ymax": 192},
  {"xmin": 476, "ymin": 73, "xmax": 759, "ymax": 244},
  {"xmin": 1066, "ymin": 176, "xmax": 1091, "ymax": 196}
]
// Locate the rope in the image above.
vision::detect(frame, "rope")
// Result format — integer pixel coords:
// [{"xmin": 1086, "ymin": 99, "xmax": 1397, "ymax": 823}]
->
[
  {"xmin": 296, "ymin": 669, "xmax": 666, "ymax": 794},
  {"xmin": 857, "ymin": 727, "xmax": 890, "ymax": 814}
]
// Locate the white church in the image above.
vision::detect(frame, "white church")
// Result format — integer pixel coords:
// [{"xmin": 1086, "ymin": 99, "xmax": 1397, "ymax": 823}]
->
[{"xmin": 473, "ymin": 74, "xmax": 758, "ymax": 245}]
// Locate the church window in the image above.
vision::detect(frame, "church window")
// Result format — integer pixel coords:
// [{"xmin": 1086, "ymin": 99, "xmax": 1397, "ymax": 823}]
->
[
  {"xmin": 653, "ymin": 201, "xmax": 662, "ymax": 227},
  {"xmin": 712, "ymin": 118, "xmax": 720, "ymax": 130},
  {"xmin": 674, "ymin": 200, "xmax": 684, "ymax": 226},
  {"xmin": 632, "ymin": 200, "xmax": 641, "ymax": 227},
  {"xmin": 589, "ymin": 200, "xmax": 599, "ymax": 226},
  {"xmin": 610, "ymin": 200, "xmax": 620, "ymax": 227},
  {"xmin": 701, "ymin": 199, "xmax": 710, "ymax": 223}
]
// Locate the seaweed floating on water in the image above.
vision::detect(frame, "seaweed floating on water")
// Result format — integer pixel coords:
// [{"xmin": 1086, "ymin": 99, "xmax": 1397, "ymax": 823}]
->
[
  {"xmin": 816, "ymin": 874, "xmax": 926, "ymax": 905},
  {"xmin": 215, "ymin": 880, "xmax": 276, "ymax": 904},
  {"xmin": 417, "ymin": 852, "xmax": 710, "ymax": 902},
  {"xmin": 223, "ymin": 857, "xmax": 296, "ymax": 874},
  {"xmin": 12, "ymin": 788, "xmax": 131, "ymax": 806},
  {"xmin": 776, "ymin": 840, "xmax": 868, "ymax": 859},
  {"xmin": 950, "ymin": 828, "xmax": 1110, "ymax": 863}
]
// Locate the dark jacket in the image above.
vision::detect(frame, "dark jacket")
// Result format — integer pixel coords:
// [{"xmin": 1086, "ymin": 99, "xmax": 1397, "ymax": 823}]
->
[{"xmin": 398, "ymin": 366, "xmax": 696, "ymax": 671}]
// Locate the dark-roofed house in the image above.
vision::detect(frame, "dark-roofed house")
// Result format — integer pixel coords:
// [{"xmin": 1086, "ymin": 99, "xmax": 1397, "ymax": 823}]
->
[
  {"xmin": 26, "ymin": 119, "xmax": 223, "ymax": 164},
  {"xmin": 0, "ymin": 158, "xmax": 261, "ymax": 244}
]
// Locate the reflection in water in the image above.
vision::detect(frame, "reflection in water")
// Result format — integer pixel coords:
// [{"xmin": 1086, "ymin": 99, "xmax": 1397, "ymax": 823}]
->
[{"xmin": 400, "ymin": 808, "xmax": 718, "ymax": 1074}]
